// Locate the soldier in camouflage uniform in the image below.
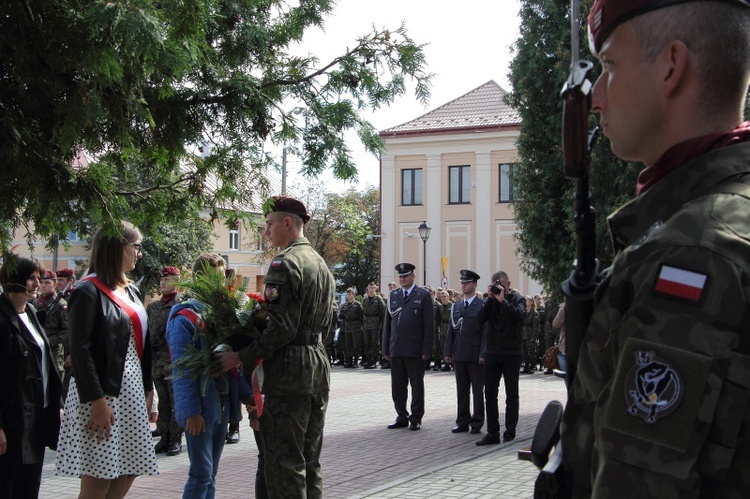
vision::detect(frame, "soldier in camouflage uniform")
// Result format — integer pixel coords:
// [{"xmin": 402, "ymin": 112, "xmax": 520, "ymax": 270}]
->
[
  {"xmin": 146, "ymin": 266, "xmax": 183, "ymax": 456},
  {"xmin": 219, "ymin": 195, "xmax": 335, "ymax": 499},
  {"xmin": 361, "ymin": 282, "xmax": 385, "ymax": 369},
  {"xmin": 561, "ymin": 1, "xmax": 750, "ymax": 496},
  {"xmin": 339, "ymin": 287, "xmax": 363, "ymax": 368},
  {"xmin": 55, "ymin": 268, "xmax": 75, "ymax": 301},
  {"xmin": 32, "ymin": 270, "xmax": 68, "ymax": 376},
  {"xmin": 424, "ymin": 286, "xmax": 443, "ymax": 371},
  {"xmin": 520, "ymin": 296, "xmax": 537, "ymax": 374},
  {"xmin": 436, "ymin": 290, "xmax": 453, "ymax": 371}
]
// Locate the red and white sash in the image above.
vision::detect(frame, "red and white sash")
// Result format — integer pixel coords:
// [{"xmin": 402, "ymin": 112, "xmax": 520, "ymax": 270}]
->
[{"xmin": 83, "ymin": 275, "xmax": 146, "ymax": 359}]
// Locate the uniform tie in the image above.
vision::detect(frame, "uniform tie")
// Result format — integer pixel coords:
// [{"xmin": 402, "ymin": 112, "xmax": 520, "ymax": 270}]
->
[
  {"xmin": 404, "ymin": 289, "xmax": 409, "ymax": 300},
  {"xmin": 465, "ymin": 300, "xmax": 469, "ymax": 309}
]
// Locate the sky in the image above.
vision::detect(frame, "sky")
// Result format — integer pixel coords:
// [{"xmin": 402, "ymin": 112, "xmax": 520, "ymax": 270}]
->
[{"xmin": 282, "ymin": 0, "xmax": 523, "ymax": 193}]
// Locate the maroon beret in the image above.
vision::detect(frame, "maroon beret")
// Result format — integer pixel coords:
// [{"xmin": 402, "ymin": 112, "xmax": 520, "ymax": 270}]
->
[
  {"xmin": 159, "ymin": 266, "xmax": 181, "ymax": 278},
  {"xmin": 42, "ymin": 270, "xmax": 57, "ymax": 281},
  {"xmin": 56, "ymin": 268, "xmax": 74, "ymax": 278},
  {"xmin": 264, "ymin": 195, "xmax": 310, "ymax": 224},
  {"xmin": 588, "ymin": 0, "xmax": 750, "ymax": 54}
]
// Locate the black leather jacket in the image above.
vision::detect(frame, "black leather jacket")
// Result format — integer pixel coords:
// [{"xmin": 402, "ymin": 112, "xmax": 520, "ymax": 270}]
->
[
  {"xmin": 0, "ymin": 294, "xmax": 62, "ymax": 464},
  {"xmin": 477, "ymin": 290, "xmax": 527, "ymax": 356},
  {"xmin": 68, "ymin": 280, "xmax": 153, "ymax": 403}
]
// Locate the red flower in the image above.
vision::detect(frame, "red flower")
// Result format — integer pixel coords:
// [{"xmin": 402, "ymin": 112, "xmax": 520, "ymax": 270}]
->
[{"xmin": 247, "ymin": 292, "xmax": 265, "ymax": 303}]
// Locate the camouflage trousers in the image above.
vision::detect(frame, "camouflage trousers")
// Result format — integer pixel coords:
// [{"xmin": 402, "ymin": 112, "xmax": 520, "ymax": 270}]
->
[
  {"xmin": 362, "ymin": 328, "xmax": 380, "ymax": 363},
  {"xmin": 433, "ymin": 327, "xmax": 446, "ymax": 361},
  {"xmin": 523, "ymin": 337, "xmax": 538, "ymax": 367},
  {"xmin": 153, "ymin": 353, "xmax": 183, "ymax": 441},
  {"xmin": 343, "ymin": 330, "xmax": 362, "ymax": 361},
  {"xmin": 260, "ymin": 391, "xmax": 329, "ymax": 499}
]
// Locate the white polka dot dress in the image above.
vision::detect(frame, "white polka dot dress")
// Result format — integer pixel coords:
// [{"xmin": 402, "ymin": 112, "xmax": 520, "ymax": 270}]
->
[{"xmin": 55, "ymin": 335, "xmax": 159, "ymax": 479}]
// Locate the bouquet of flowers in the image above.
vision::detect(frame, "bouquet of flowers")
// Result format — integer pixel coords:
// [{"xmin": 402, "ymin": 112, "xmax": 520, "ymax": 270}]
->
[{"xmin": 168, "ymin": 264, "xmax": 268, "ymax": 394}]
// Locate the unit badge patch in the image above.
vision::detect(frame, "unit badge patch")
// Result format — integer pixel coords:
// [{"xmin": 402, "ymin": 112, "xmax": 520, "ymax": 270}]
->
[
  {"xmin": 264, "ymin": 284, "xmax": 281, "ymax": 304},
  {"xmin": 626, "ymin": 350, "xmax": 683, "ymax": 424}
]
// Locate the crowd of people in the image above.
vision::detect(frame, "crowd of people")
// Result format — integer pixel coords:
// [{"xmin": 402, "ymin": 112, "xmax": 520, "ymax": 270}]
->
[{"xmin": 0, "ymin": 210, "xmax": 565, "ymax": 499}]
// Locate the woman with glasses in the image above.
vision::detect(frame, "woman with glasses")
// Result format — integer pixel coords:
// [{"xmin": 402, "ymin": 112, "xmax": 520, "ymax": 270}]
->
[{"xmin": 56, "ymin": 221, "xmax": 158, "ymax": 497}]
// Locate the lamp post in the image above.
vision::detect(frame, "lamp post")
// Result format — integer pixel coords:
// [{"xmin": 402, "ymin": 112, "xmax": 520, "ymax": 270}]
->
[{"xmin": 418, "ymin": 221, "xmax": 431, "ymax": 285}]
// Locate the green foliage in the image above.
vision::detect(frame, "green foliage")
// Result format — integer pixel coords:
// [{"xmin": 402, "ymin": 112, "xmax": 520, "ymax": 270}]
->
[
  {"xmin": 507, "ymin": 0, "xmax": 639, "ymax": 300},
  {"xmin": 134, "ymin": 217, "xmax": 214, "ymax": 294},
  {"xmin": 292, "ymin": 182, "xmax": 379, "ymax": 292},
  {"xmin": 331, "ymin": 186, "xmax": 380, "ymax": 294},
  {"xmin": 168, "ymin": 262, "xmax": 267, "ymax": 395},
  {"xmin": 1, "ymin": 0, "xmax": 432, "ymax": 249}
]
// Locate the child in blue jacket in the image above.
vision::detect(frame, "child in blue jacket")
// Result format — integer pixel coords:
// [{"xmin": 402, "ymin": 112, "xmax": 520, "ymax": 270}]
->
[{"xmin": 167, "ymin": 254, "xmax": 254, "ymax": 499}]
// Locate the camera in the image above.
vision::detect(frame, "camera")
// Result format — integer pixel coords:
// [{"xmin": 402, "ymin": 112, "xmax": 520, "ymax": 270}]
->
[{"xmin": 490, "ymin": 285, "xmax": 503, "ymax": 295}]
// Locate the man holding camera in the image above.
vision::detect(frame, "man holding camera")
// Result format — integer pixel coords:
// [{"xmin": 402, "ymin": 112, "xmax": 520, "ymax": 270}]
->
[{"xmin": 476, "ymin": 271, "xmax": 526, "ymax": 445}]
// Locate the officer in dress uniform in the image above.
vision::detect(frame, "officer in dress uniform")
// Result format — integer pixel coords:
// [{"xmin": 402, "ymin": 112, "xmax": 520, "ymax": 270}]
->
[
  {"xmin": 382, "ymin": 263, "xmax": 434, "ymax": 431},
  {"xmin": 444, "ymin": 270, "xmax": 485, "ymax": 434}
]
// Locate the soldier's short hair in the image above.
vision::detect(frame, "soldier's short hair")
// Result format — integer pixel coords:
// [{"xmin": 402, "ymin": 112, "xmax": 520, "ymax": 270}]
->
[{"xmin": 632, "ymin": 3, "xmax": 750, "ymax": 118}]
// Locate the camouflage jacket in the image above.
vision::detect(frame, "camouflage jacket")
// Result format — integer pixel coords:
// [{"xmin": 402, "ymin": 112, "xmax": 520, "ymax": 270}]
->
[
  {"xmin": 338, "ymin": 300, "xmax": 363, "ymax": 333},
  {"xmin": 521, "ymin": 309, "xmax": 537, "ymax": 340},
  {"xmin": 146, "ymin": 293, "xmax": 181, "ymax": 355},
  {"xmin": 361, "ymin": 294, "xmax": 385, "ymax": 331},
  {"xmin": 561, "ymin": 143, "xmax": 750, "ymax": 497},
  {"xmin": 440, "ymin": 302, "xmax": 452, "ymax": 329},
  {"xmin": 32, "ymin": 293, "xmax": 68, "ymax": 353},
  {"xmin": 238, "ymin": 237, "xmax": 335, "ymax": 396}
]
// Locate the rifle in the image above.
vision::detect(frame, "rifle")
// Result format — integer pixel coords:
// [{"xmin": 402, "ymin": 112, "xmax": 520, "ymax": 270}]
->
[
  {"xmin": 52, "ymin": 281, "xmax": 72, "ymax": 305},
  {"xmin": 532, "ymin": 0, "xmax": 600, "ymax": 496}
]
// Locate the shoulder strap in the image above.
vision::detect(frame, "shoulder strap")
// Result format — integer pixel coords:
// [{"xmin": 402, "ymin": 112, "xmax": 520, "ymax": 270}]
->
[
  {"xmin": 83, "ymin": 275, "xmax": 145, "ymax": 359},
  {"xmin": 176, "ymin": 308, "xmax": 200, "ymax": 325}
]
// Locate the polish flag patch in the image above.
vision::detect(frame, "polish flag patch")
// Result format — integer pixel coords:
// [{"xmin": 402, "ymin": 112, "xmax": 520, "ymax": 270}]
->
[{"xmin": 653, "ymin": 265, "xmax": 708, "ymax": 304}]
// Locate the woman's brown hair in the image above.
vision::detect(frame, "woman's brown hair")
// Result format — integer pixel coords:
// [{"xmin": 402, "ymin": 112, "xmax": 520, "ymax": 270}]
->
[
  {"xmin": 0, "ymin": 254, "xmax": 45, "ymax": 292},
  {"xmin": 88, "ymin": 221, "xmax": 141, "ymax": 289}
]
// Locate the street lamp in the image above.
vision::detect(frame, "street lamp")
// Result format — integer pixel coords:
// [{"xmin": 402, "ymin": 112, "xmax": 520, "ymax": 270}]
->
[{"xmin": 418, "ymin": 221, "xmax": 431, "ymax": 285}]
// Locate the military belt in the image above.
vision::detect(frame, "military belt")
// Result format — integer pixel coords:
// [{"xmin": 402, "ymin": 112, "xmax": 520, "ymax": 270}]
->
[{"xmin": 289, "ymin": 332, "xmax": 322, "ymax": 346}]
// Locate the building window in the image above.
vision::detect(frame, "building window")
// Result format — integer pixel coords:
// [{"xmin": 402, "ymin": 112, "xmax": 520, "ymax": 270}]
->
[
  {"xmin": 68, "ymin": 231, "xmax": 79, "ymax": 242},
  {"xmin": 499, "ymin": 163, "xmax": 517, "ymax": 202},
  {"xmin": 449, "ymin": 165, "xmax": 471, "ymax": 204},
  {"xmin": 402, "ymin": 168, "xmax": 423, "ymax": 206},
  {"xmin": 229, "ymin": 228, "xmax": 239, "ymax": 250}
]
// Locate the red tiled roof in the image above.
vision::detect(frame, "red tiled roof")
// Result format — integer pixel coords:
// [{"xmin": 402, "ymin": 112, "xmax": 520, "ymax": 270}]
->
[{"xmin": 380, "ymin": 80, "xmax": 520, "ymax": 136}]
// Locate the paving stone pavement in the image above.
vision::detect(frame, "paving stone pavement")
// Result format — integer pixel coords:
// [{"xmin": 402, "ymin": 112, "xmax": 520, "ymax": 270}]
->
[{"xmin": 40, "ymin": 366, "xmax": 566, "ymax": 498}]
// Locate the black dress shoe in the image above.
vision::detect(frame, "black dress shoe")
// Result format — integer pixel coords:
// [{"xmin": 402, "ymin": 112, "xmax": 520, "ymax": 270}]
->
[
  {"xmin": 409, "ymin": 421, "xmax": 421, "ymax": 431},
  {"xmin": 154, "ymin": 438, "xmax": 170, "ymax": 454},
  {"xmin": 226, "ymin": 430, "xmax": 240, "ymax": 444},
  {"xmin": 166, "ymin": 442, "xmax": 182, "ymax": 456},
  {"xmin": 451, "ymin": 425, "xmax": 469, "ymax": 433},
  {"xmin": 387, "ymin": 419, "xmax": 409, "ymax": 429},
  {"xmin": 503, "ymin": 432, "xmax": 516, "ymax": 443},
  {"xmin": 476, "ymin": 434, "xmax": 500, "ymax": 446},
  {"xmin": 470, "ymin": 427, "xmax": 481, "ymax": 434}
]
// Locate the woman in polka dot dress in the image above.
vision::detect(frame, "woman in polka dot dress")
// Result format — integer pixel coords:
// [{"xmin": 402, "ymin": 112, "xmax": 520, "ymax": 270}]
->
[{"xmin": 56, "ymin": 221, "xmax": 158, "ymax": 497}]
